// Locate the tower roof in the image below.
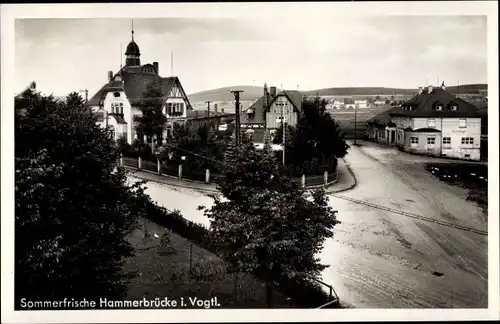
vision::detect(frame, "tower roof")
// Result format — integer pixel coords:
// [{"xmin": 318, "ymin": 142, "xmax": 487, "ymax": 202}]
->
[
  {"xmin": 125, "ymin": 20, "xmax": 140, "ymax": 56},
  {"xmin": 125, "ymin": 40, "xmax": 140, "ymax": 56}
]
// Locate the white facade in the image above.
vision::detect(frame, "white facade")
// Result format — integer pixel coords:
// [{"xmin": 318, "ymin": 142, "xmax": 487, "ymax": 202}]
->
[
  {"xmin": 354, "ymin": 100, "xmax": 368, "ymax": 109},
  {"xmin": 393, "ymin": 116, "xmax": 481, "ymax": 160},
  {"xmin": 266, "ymin": 94, "xmax": 299, "ymax": 129}
]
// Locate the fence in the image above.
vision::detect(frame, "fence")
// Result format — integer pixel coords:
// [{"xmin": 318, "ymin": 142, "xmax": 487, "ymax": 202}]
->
[{"xmin": 121, "ymin": 156, "xmax": 338, "ymax": 188}]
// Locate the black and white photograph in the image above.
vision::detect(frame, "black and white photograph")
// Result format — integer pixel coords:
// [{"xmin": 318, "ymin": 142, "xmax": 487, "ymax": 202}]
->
[{"xmin": 1, "ymin": 2, "xmax": 499, "ymax": 323}]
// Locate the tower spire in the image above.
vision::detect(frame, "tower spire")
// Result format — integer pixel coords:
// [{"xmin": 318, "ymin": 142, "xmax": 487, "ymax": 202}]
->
[{"xmin": 131, "ymin": 20, "xmax": 134, "ymax": 41}]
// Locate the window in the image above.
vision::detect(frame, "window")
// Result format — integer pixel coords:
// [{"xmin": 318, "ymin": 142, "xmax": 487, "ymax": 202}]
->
[
  {"xmin": 427, "ymin": 118, "xmax": 436, "ymax": 128},
  {"xmin": 410, "ymin": 137, "xmax": 418, "ymax": 144},
  {"xmin": 461, "ymin": 137, "xmax": 474, "ymax": 145},
  {"xmin": 113, "ymin": 92, "xmax": 120, "ymax": 98},
  {"xmin": 119, "ymin": 102, "xmax": 124, "ymax": 114},
  {"xmin": 443, "ymin": 137, "xmax": 451, "ymax": 145},
  {"xmin": 166, "ymin": 103, "xmax": 173, "ymax": 115},
  {"xmin": 459, "ymin": 118, "xmax": 467, "ymax": 128},
  {"xmin": 449, "ymin": 105, "xmax": 457, "ymax": 111},
  {"xmin": 435, "ymin": 105, "xmax": 443, "ymax": 111},
  {"xmin": 427, "ymin": 136, "xmax": 435, "ymax": 145}
]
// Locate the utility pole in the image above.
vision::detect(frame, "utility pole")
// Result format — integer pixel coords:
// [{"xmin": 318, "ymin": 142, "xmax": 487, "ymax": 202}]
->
[
  {"xmin": 205, "ymin": 100, "xmax": 212, "ymax": 118},
  {"xmin": 230, "ymin": 89, "xmax": 244, "ymax": 146},
  {"xmin": 79, "ymin": 89, "xmax": 89, "ymax": 103},
  {"xmin": 354, "ymin": 104, "xmax": 357, "ymax": 145}
]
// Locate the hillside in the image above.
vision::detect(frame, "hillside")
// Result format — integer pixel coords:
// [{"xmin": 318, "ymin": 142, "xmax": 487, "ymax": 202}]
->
[
  {"xmin": 303, "ymin": 87, "xmax": 415, "ymax": 97},
  {"xmin": 187, "ymin": 86, "xmax": 263, "ymax": 103},
  {"xmin": 188, "ymin": 84, "xmax": 486, "ymax": 103}
]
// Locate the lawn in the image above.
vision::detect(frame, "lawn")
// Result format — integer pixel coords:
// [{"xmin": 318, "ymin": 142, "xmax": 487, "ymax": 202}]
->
[{"xmin": 123, "ymin": 217, "xmax": 297, "ymax": 308}]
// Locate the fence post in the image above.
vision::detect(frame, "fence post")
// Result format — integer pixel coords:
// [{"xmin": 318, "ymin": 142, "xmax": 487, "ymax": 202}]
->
[
  {"xmin": 205, "ymin": 169, "xmax": 210, "ymax": 183},
  {"xmin": 157, "ymin": 159, "xmax": 161, "ymax": 176},
  {"xmin": 178, "ymin": 164, "xmax": 183, "ymax": 180},
  {"xmin": 120, "ymin": 155, "xmax": 124, "ymax": 167},
  {"xmin": 301, "ymin": 174, "xmax": 306, "ymax": 188},
  {"xmin": 138, "ymin": 157, "xmax": 142, "ymax": 170},
  {"xmin": 324, "ymin": 171, "xmax": 328, "ymax": 186}
]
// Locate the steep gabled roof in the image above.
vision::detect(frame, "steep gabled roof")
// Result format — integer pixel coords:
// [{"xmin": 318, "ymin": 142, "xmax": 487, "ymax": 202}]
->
[
  {"xmin": 267, "ymin": 90, "xmax": 303, "ymax": 113},
  {"xmin": 86, "ymin": 65, "xmax": 192, "ymax": 110},
  {"xmin": 240, "ymin": 93, "xmax": 272, "ymax": 125},
  {"xmin": 390, "ymin": 87, "xmax": 481, "ymax": 118}
]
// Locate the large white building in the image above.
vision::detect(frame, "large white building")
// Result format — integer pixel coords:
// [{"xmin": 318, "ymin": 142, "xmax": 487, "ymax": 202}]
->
[
  {"xmin": 367, "ymin": 83, "xmax": 483, "ymax": 161},
  {"xmin": 86, "ymin": 26, "xmax": 192, "ymax": 144}
]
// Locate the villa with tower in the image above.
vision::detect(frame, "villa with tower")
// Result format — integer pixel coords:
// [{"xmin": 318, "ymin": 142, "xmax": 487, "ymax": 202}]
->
[{"xmin": 85, "ymin": 23, "xmax": 193, "ymax": 144}]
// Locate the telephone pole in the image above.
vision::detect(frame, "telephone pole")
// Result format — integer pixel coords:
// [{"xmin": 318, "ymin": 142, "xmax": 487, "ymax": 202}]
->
[
  {"xmin": 79, "ymin": 89, "xmax": 89, "ymax": 103},
  {"xmin": 354, "ymin": 104, "xmax": 357, "ymax": 145},
  {"xmin": 230, "ymin": 89, "xmax": 244, "ymax": 146},
  {"xmin": 205, "ymin": 100, "xmax": 212, "ymax": 118}
]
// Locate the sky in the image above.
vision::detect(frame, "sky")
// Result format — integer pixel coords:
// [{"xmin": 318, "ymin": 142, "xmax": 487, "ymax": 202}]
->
[{"xmin": 15, "ymin": 16, "xmax": 487, "ymax": 98}]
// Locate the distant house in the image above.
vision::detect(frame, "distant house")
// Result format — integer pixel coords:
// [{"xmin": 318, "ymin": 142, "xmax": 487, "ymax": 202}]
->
[
  {"xmin": 367, "ymin": 83, "xmax": 483, "ymax": 161},
  {"xmin": 86, "ymin": 26, "xmax": 192, "ymax": 144},
  {"xmin": 373, "ymin": 99, "xmax": 385, "ymax": 106},
  {"xmin": 332, "ymin": 99, "xmax": 344, "ymax": 109},
  {"xmin": 239, "ymin": 84, "xmax": 303, "ymax": 149},
  {"xmin": 354, "ymin": 99, "xmax": 368, "ymax": 109}
]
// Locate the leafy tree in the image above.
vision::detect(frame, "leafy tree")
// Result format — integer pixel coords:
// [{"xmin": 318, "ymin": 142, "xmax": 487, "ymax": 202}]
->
[
  {"xmin": 201, "ymin": 141, "xmax": 340, "ymax": 307},
  {"xmin": 15, "ymin": 83, "xmax": 157, "ymax": 308},
  {"xmin": 134, "ymin": 82, "xmax": 167, "ymax": 145},
  {"xmin": 273, "ymin": 96, "xmax": 348, "ymax": 175},
  {"xmin": 65, "ymin": 91, "xmax": 85, "ymax": 107},
  {"xmin": 160, "ymin": 122, "xmax": 227, "ymax": 171},
  {"xmin": 116, "ymin": 136, "xmax": 132, "ymax": 156}
]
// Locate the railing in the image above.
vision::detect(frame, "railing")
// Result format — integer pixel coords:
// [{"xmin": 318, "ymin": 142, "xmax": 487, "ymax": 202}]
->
[{"xmin": 122, "ymin": 156, "xmax": 338, "ymax": 188}]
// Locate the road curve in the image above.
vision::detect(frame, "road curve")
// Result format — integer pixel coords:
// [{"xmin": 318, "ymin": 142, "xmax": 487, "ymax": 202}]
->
[{"xmin": 320, "ymin": 144, "xmax": 487, "ymax": 308}]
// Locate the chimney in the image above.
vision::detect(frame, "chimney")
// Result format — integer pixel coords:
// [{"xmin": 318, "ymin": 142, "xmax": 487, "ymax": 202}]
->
[
  {"xmin": 214, "ymin": 103, "xmax": 218, "ymax": 115},
  {"xmin": 270, "ymin": 86, "xmax": 277, "ymax": 97},
  {"xmin": 221, "ymin": 108, "xmax": 225, "ymax": 114},
  {"xmin": 108, "ymin": 71, "xmax": 113, "ymax": 81},
  {"xmin": 418, "ymin": 87, "xmax": 423, "ymax": 95},
  {"xmin": 153, "ymin": 62, "xmax": 159, "ymax": 74},
  {"xmin": 263, "ymin": 83, "xmax": 269, "ymax": 108},
  {"xmin": 441, "ymin": 82, "xmax": 446, "ymax": 91},
  {"xmin": 428, "ymin": 85, "xmax": 433, "ymax": 94}
]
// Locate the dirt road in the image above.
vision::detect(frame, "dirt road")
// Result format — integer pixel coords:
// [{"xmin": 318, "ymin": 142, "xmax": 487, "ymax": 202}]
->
[{"xmin": 320, "ymin": 142, "xmax": 487, "ymax": 308}]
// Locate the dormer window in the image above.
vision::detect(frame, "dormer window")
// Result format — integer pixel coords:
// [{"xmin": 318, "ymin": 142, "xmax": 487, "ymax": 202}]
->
[
  {"xmin": 448, "ymin": 102, "xmax": 458, "ymax": 111},
  {"xmin": 434, "ymin": 101, "xmax": 443, "ymax": 111},
  {"xmin": 246, "ymin": 107, "xmax": 255, "ymax": 119}
]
